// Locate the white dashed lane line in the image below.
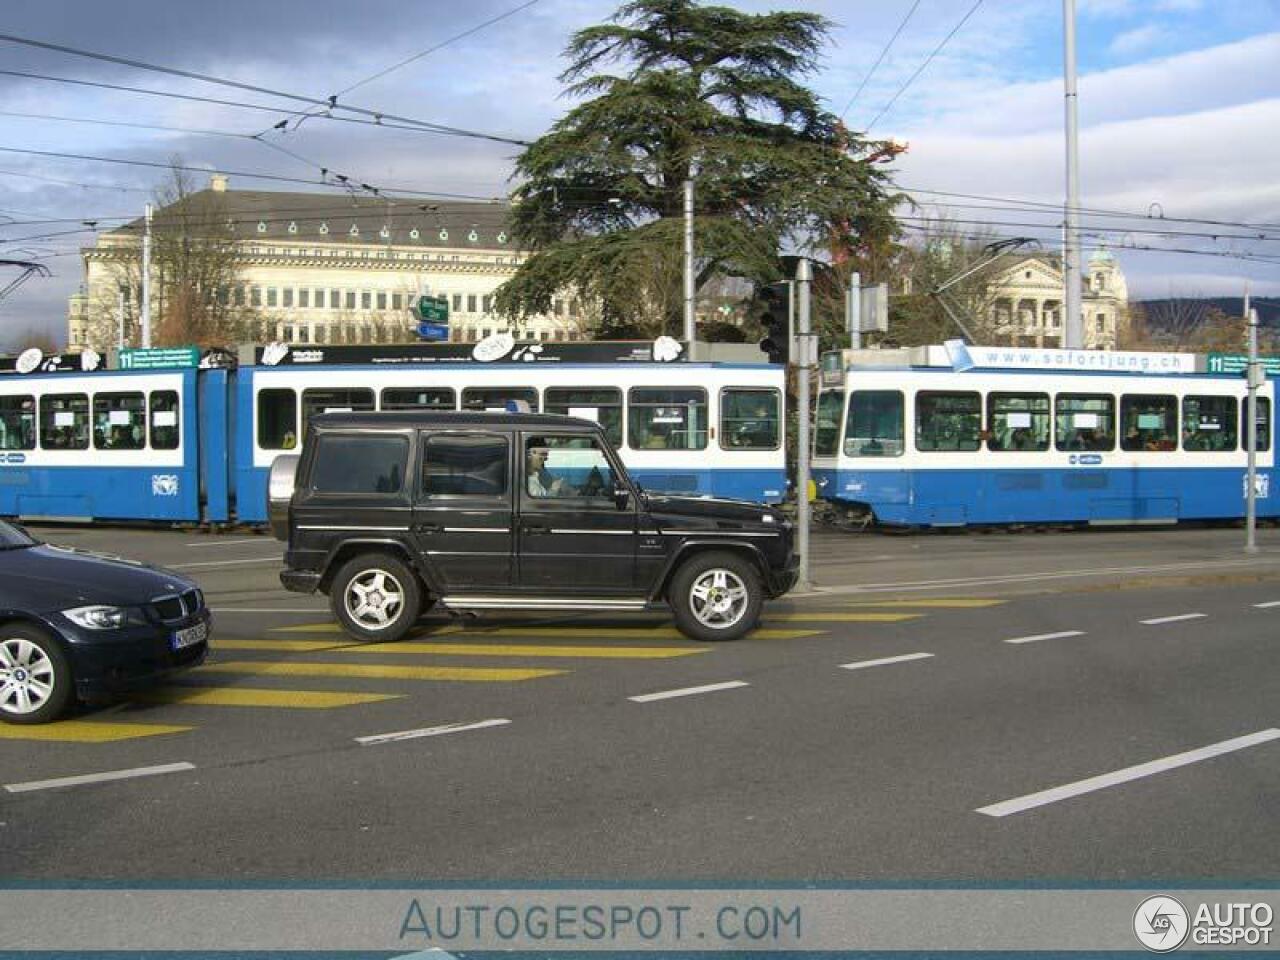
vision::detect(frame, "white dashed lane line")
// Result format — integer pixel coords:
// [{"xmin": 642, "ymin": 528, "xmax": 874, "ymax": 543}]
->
[
  {"xmin": 1253, "ymin": 601, "xmax": 1280, "ymax": 609},
  {"xmin": 976, "ymin": 729, "xmax": 1280, "ymax": 818},
  {"xmin": 838, "ymin": 652, "xmax": 934, "ymax": 671},
  {"xmin": 629, "ymin": 681, "xmax": 750, "ymax": 703},
  {"xmin": 1140, "ymin": 613, "xmax": 1207, "ymax": 626},
  {"xmin": 355, "ymin": 718, "xmax": 511, "ymax": 746},
  {"xmin": 5, "ymin": 762, "xmax": 195, "ymax": 794},
  {"xmin": 1003, "ymin": 631, "xmax": 1086, "ymax": 645}
]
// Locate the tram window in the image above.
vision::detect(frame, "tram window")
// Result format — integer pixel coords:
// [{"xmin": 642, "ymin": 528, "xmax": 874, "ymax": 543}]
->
[
  {"xmin": 380, "ymin": 387, "xmax": 456, "ymax": 411},
  {"xmin": 814, "ymin": 391, "xmax": 844, "ymax": 457},
  {"xmin": 149, "ymin": 390, "xmax": 180, "ymax": 450},
  {"xmin": 93, "ymin": 392, "xmax": 146, "ymax": 450},
  {"xmin": 301, "ymin": 389, "xmax": 375, "ymax": 442},
  {"xmin": 845, "ymin": 390, "xmax": 903, "ymax": 458},
  {"xmin": 1120, "ymin": 394, "xmax": 1177, "ymax": 452},
  {"xmin": 916, "ymin": 391, "xmax": 981, "ymax": 452},
  {"xmin": 1055, "ymin": 394, "xmax": 1115, "ymax": 451},
  {"xmin": 627, "ymin": 388, "xmax": 708, "ymax": 451},
  {"xmin": 1183, "ymin": 395, "xmax": 1237, "ymax": 451},
  {"xmin": 720, "ymin": 388, "xmax": 780, "ymax": 450},
  {"xmin": 310, "ymin": 434, "xmax": 408, "ymax": 495},
  {"xmin": 39, "ymin": 394, "xmax": 89, "ymax": 450},
  {"xmin": 988, "ymin": 393, "xmax": 1049, "ymax": 451},
  {"xmin": 462, "ymin": 387, "xmax": 538, "ymax": 413},
  {"xmin": 1243, "ymin": 397, "xmax": 1271, "ymax": 452},
  {"xmin": 545, "ymin": 387, "xmax": 623, "ymax": 447},
  {"xmin": 0, "ymin": 395, "xmax": 36, "ymax": 451},
  {"xmin": 258, "ymin": 389, "xmax": 298, "ymax": 450}
]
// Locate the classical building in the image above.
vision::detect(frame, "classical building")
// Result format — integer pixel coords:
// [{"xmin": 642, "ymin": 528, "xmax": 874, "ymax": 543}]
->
[
  {"xmin": 68, "ymin": 175, "xmax": 584, "ymax": 350},
  {"xmin": 986, "ymin": 249, "xmax": 1127, "ymax": 350}
]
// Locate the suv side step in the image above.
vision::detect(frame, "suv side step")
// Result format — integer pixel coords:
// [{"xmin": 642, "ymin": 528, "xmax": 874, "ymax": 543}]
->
[{"xmin": 440, "ymin": 596, "xmax": 649, "ymax": 612}]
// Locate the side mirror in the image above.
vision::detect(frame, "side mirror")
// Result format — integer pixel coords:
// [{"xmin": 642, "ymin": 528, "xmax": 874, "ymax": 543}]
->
[{"xmin": 613, "ymin": 486, "xmax": 631, "ymax": 511}]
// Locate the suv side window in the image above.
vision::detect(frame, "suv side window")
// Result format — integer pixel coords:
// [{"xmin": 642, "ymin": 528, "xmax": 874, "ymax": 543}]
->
[
  {"xmin": 421, "ymin": 433, "xmax": 509, "ymax": 497},
  {"xmin": 523, "ymin": 434, "xmax": 618, "ymax": 501},
  {"xmin": 310, "ymin": 434, "xmax": 408, "ymax": 494}
]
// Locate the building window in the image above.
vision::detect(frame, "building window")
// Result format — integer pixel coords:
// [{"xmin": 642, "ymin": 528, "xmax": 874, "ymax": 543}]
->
[
  {"xmin": 467, "ymin": 294, "xmax": 477, "ymax": 313},
  {"xmin": 299, "ymin": 289, "xmax": 310, "ymax": 308},
  {"xmin": 392, "ymin": 293, "xmax": 403, "ymax": 311},
  {"xmin": 452, "ymin": 294, "xmax": 462, "ymax": 312},
  {"xmin": 267, "ymin": 288, "xmax": 278, "ymax": 307},
  {"xmin": 1096, "ymin": 313, "xmax": 1106, "ymax": 332},
  {"xmin": 345, "ymin": 291, "xmax": 356, "ymax": 310},
  {"xmin": 282, "ymin": 288, "xmax": 294, "ymax": 308},
  {"xmin": 329, "ymin": 289, "xmax": 340, "ymax": 310},
  {"xmin": 554, "ymin": 299, "xmax": 564, "ymax": 317},
  {"xmin": 376, "ymin": 292, "xmax": 387, "ymax": 310},
  {"xmin": 251, "ymin": 287, "xmax": 262, "ymax": 307},
  {"xmin": 361, "ymin": 291, "xmax": 372, "ymax": 310},
  {"xmin": 482, "ymin": 294, "xmax": 492, "ymax": 313}
]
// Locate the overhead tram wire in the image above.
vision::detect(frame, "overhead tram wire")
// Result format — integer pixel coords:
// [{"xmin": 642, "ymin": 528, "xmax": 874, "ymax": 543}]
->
[
  {"xmin": 865, "ymin": 0, "xmax": 985, "ymax": 133},
  {"xmin": 0, "ymin": 34, "xmax": 531, "ymax": 147},
  {"xmin": 894, "ymin": 212, "xmax": 1280, "ymax": 251},
  {"xmin": 259, "ymin": 0, "xmax": 541, "ymax": 137},
  {"xmin": 839, "ymin": 0, "xmax": 923, "ymax": 120}
]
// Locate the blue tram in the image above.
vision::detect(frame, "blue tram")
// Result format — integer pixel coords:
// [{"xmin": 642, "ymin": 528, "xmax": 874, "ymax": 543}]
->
[{"xmin": 812, "ymin": 344, "xmax": 1277, "ymax": 527}]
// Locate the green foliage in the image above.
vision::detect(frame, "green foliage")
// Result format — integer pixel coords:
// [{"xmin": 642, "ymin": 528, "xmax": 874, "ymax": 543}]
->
[{"xmin": 495, "ymin": 0, "xmax": 903, "ymax": 336}]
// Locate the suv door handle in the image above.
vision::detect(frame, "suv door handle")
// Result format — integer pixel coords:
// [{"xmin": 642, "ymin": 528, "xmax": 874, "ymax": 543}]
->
[
  {"xmin": 414, "ymin": 522, "xmax": 442, "ymax": 534},
  {"xmin": 521, "ymin": 519, "xmax": 550, "ymax": 533}
]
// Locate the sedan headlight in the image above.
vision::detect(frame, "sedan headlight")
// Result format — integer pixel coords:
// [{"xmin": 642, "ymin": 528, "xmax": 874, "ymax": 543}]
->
[{"xmin": 62, "ymin": 605, "xmax": 146, "ymax": 630}]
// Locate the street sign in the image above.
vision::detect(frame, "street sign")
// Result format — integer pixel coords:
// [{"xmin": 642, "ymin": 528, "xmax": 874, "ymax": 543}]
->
[
  {"xmin": 118, "ymin": 346, "xmax": 200, "ymax": 370},
  {"xmin": 416, "ymin": 296, "xmax": 449, "ymax": 324},
  {"xmin": 417, "ymin": 323, "xmax": 450, "ymax": 342}
]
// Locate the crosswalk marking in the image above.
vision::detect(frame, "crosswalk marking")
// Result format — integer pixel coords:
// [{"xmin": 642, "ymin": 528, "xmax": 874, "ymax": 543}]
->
[
  {"xmin": 217, "ymin": 639, "xmax": 361, "ymax": 652},
  {"xmin": 764, "ymin": 612, "xmax": 921, "ymax": 622},
  {"xmin": 840, "ymin": 598, "xmax": 1005, "ymax": 609},
  {"xmin": 270, "ymin": 623, "xmax": 821, "ymax": 641},
  {"xmin": 345, "ymin": 642, "xmax": 708, "ymax": 659},
  {"xmin": 131, "ymin": 687, "xmax": 403, "ymax": 708},
  {"xmin": 0, "ymin": 721, "xmax": 192, "ymax": 743},
  {"xmin": 198, "ymin": 661, "xmax": 565, "ymax": 682}
]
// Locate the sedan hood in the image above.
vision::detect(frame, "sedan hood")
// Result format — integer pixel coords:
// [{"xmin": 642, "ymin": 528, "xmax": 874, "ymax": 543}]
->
[
  {"xmin": 643, "ymin": 493, "xmax": 787, "ymax": 529},
  {"xmin": 0, "ymin": 543, "xmax": 193, "ymax": 612}
]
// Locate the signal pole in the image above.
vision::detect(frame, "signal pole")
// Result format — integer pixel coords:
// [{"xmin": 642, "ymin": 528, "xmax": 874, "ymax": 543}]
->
[
  {"xmin": 795, "ymin": 258, "xmax": 813, "ymax": 592},
  {"xmin": 1063, "ymin": 0, "xmax": 1083, "ymax": 349},
  {"xmin": 1246, "ymin": 307, "xmax": 1261, "ymax": 554},
  {"xmin": 683, "ymin": 179, "xmax": 695, "ymax": 347},
  {"xmin": 141, "ymin": 202, "xmax": 153, "ymax": 348}
]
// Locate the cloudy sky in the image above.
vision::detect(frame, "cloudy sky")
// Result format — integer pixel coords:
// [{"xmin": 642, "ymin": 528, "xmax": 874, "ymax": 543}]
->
[{"xmin": 1, "ymin": 0, "xmax": 1277, "ymax": 349}]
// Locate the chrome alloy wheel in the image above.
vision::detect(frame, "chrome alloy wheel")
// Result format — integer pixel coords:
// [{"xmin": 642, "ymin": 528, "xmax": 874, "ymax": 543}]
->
[
  {"xmin": 0, "ymin": 637, "xmax": 56, "ymax": 717},
  {"xmin": 344, "ymin": 568, "xmax": 406, "ymax": 630},
  {"xmin": 688, "ymin": 568, "xmax": 750, "ymax": 630}
]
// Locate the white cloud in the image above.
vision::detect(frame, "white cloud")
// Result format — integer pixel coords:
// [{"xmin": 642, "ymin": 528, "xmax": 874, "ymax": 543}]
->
[{"xmin": 1108, "ymin": 24, "xmax": 1173, "ymax": 56}]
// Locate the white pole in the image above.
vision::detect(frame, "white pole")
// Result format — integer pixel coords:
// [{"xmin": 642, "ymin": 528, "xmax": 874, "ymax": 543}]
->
[
  {"xmin": 141, "ymin": 202, "xmax": 153, "ymax": 348},
  {"xmin": 847, "ymin": 270, "xmax": 862, "ymax": 349},
  {"xmin": 1246, "ymin": 307, "xmax": 1260, "ymax": 554},
  {"xmin": 796, "ymin": 258, "xmax": 814, "ymax": 592},
  {"xmin": 683, "ymin": 179, "xmax": 695, "ymax": 348},
  {"xmin": 1062, "ymin": 0, "xmax": 1083, "ymax": 349},
  {"xmin": 117, "ymin": 288, "xmax": 126, "ymax": 349}
]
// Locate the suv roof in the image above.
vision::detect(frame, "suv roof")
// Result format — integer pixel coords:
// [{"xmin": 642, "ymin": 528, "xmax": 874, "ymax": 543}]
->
[{"xmin": 309, "ymin": 411, "xmax": 599, "ymax": 432}]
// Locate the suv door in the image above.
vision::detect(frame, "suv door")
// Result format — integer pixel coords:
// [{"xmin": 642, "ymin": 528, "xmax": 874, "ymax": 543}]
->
[
  {"xmin": 516, "ymin": 430, "xmax": 638, "ymax": 594},
  {"xmin": 411, "ymin": 431, "xmax": 514, "ymax": 591}
]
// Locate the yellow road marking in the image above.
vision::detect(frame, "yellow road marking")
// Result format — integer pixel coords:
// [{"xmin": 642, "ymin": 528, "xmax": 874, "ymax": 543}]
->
[
  {"xmin": 199, "ymin": 661, "xmax": 564, "ymax": 682},
  {"xmin": 271, "ymin": 623, "xmax": 821, "ymax": 641},
  {"xmin": 344, "ymin": 642, "xmax": 708, "ymax": 659},
  {"xmin": 842, "ymin": 598, "xmax": 1006, "ymax": 608},
  {"xmin": 765, "ymin": 612, "xmax": 922, "ymax": 622},
  {"xmin": 218, "ymin": 639, "xmax": 360, "ymax": 652},
  {"xmin": 0, "ymin": 721, "xmax": 191, "ymax": 743},
  {"xmin": 131, "ymin": 687, "xmax": 402, "ymax": 708}
]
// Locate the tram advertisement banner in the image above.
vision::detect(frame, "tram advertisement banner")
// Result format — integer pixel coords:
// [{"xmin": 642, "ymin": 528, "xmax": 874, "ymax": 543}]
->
[{"xmin": 248, "ymin": 340, "xmax": 682, "ymax": 367}]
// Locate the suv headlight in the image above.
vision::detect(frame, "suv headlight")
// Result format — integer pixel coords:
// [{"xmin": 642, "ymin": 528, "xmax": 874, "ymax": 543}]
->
[{"xmin": 62, "ymin": 605, "xmax": 146, "ymax": 630}]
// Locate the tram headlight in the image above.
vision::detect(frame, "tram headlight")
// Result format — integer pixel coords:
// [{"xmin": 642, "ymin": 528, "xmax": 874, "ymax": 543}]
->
[{"xmin": 62, "ymin": 605, "xmax": 145, "ymax": 630}]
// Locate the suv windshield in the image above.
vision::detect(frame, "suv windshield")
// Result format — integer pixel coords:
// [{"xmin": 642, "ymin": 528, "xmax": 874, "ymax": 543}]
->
[{"xmin": 0, "ymin": 520, "xmax": 37, "ymax": 549}]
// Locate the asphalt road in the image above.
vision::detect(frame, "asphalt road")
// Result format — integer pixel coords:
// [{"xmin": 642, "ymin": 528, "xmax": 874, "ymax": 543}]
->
[{"xmin": 1, "ymin": 524, "xmax": 1278, "ymax": 883}]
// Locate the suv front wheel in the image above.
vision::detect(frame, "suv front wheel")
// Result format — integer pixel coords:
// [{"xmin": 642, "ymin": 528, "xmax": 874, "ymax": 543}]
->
[
  {"xmin": 668, "ymin": 551, "xmax": 763, "ymax": 642},
  {"xmin": 331, "ymin": 554, "xmax": 422, "ymax": 643}
]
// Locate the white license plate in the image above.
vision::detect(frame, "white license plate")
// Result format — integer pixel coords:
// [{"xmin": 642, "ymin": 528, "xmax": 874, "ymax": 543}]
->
[{"xmin": 172, "ymin": 621, "xmax": 208, "ymax": 650}]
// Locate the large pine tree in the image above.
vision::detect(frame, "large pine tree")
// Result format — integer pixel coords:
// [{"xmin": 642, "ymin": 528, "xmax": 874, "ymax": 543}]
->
[{"xmin": 495, "ymin": 0, "xmax": 902, "ymax": 337}]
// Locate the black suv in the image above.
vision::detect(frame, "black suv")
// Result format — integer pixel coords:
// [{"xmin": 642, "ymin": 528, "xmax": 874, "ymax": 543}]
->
[{"xmin": 271, "ymin": 412, "xmax": 797, "ymax": 642}]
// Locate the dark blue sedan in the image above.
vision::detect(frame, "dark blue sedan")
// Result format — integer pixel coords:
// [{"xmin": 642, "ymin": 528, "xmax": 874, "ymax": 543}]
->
[{"xmin": 0, "ymin": 520, "xmax": 210, "ymax": 723}]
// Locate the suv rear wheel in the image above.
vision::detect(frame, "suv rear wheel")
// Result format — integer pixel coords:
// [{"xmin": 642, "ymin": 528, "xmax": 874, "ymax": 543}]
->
[
  {"xmin": 331, "ymin": 554, "xmax": 422, "ymax": 643},
  {"xmin": 0, "ymin": 624, "xmax": 74, "ymax": 724},
  {"xmin": 668, "ymin": 551, "xmax": 763, "ymax": 642}
]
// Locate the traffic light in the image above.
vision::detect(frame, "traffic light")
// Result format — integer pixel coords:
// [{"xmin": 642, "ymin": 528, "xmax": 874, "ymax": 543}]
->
[{"xmin": 757, "ymin": 281, "xmax": 792, "ymax": 365}]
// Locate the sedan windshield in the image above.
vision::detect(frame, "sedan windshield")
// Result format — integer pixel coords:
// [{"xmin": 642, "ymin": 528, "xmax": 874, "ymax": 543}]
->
[{"xmin": 0, "ymin": 520, "xmax": 37, "ymax": 549}]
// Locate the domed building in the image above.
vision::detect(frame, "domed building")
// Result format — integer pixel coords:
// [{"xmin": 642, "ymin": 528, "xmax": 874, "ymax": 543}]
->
[{"xmin": 986, "ymin": 248, "xmax": 1127, "ymax": 349}]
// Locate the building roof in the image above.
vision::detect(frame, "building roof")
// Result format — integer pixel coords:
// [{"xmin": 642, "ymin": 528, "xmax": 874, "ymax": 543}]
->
[{"xmin": 109, "ymin": 185, "xmax": 517, "ymax": 251}]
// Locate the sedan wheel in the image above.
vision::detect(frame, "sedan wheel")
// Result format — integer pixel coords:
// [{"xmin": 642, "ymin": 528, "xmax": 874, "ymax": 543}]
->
[{"xmin": 0, "ymin": 626, "xmax": 73, "ymax": 724}]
